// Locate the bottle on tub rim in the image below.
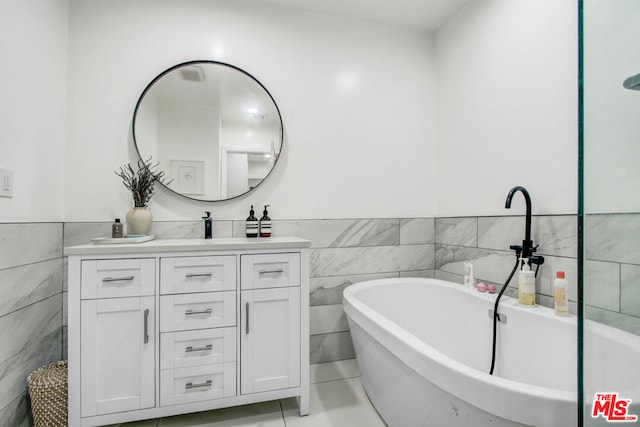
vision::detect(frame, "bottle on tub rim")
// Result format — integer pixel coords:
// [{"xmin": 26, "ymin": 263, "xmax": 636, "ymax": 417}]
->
[
  {"xmin": 518, "ymin": 259, "xmax": 536, "ymax": 307},
  {"xmin": 554, "ymin": 271, "xmax": 569, "ymax": 316}
]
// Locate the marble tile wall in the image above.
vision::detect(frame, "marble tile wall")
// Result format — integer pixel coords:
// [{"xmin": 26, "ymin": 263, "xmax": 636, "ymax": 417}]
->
[
  {"xmin": 434, "ymin": 213, "xmax": 640, "ymax": 336},
  {"xmin": 295, "ymin": 218, "xmax": 435, "ymax": 363},
  {"xmin": 434, "ymin": 215, "xmax": 579, "ymax": 311},
  {"xmin": 584, "ymin": 213, "xmax": 640, "ymax": 336},
  {"xmin": 0, "ymin": 223, "xmax": 64, "ymax": 426}
]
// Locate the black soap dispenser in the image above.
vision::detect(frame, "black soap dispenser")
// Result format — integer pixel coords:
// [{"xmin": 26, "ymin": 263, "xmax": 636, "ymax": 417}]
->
[
  {"xmin": 259, "ymin": 205, "xmax": 271, "ymax": 237},
  {"xmin": 245, "ymin": 205, "xmax": 259, "ymax": 238},
  {"xmin": 203, "ymin": 211, "xmax": 213, "ymax": 239}
]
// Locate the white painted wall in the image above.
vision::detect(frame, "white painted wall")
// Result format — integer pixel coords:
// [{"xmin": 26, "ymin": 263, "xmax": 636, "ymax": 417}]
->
[
  {"xmin": 65, "ymin": 0, "xmax": 438, "ymax": 221},
  {"xmin": 435, "ymin": 0, "xmax": 578, "ymax": 217},
  {"xmin": 0, "ymin": 0, "xmax": 68, "ymax": 222},
  {"xmin": 1, "ymin": 1, "xmax": 578, "ymax": 223},
  {"xmin": 584, "ymin": 0, "xmax": 640, "ymax": 214}
]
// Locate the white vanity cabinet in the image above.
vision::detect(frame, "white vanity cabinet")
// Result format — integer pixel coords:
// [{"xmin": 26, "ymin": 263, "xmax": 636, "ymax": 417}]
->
[{"xmin": 66, "ymin": 237, "xmax": 310, "ymax": 427}]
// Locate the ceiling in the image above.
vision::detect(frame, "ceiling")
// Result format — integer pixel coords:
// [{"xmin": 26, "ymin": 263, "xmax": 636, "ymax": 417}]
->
[{"xmin": 252, "ymin": 0, "xmax": 470, "ymax": 31}]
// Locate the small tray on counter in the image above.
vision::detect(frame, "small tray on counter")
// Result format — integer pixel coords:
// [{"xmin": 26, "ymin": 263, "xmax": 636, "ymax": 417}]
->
[{"xmin": 90, "ymin": 235, "xmax": 156, "ymax": 245}]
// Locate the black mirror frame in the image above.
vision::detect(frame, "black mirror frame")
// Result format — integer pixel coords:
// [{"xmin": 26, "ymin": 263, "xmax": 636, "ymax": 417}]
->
[{"xmin": 131, "ymin": 60, "xmax": 284, "ymax": 202}]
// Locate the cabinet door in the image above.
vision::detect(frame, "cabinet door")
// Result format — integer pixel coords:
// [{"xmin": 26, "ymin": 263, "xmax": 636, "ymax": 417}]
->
[
  {"xmin": 80, "ymin": 297, "xmax": 155, "ymax": 417},
  {"xmin": 240, "ymin": 287, "xmax": 300, "ymax": 394}
]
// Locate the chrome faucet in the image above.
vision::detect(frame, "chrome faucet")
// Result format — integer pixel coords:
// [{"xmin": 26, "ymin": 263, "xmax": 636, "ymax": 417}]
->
[{"xmin": 505, "ymin": 186, "xmax": 544, "ymax": 266}]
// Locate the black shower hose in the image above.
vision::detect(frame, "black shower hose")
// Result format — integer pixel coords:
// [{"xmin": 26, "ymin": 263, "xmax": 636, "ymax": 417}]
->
[{"xmin": 489, "ymin": 256, "xmax": 521, "ymax": 376}]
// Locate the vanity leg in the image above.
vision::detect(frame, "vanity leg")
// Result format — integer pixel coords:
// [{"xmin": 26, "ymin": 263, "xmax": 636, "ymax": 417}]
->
[{"xmin": 297, "ymin": 392, "xmax": 310, "ymax": 416}]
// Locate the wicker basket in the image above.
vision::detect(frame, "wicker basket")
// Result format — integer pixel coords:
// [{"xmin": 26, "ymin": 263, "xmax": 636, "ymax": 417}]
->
[{"xmin": 27, "ymin": 361, "xmax": 68, "ymax": 427}]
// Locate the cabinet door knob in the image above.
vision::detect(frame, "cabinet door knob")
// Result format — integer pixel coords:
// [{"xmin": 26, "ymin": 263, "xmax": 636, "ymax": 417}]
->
[
  {"xmin": 185, "ymin": 380, "xmax": 212, "ymax": 390},
  {"xmin": 185, "ymin": 344, "xmax": 213, "ymax": 353},
  {"xmin": 102, "ymin": 275, "xmax": 135, "ymax": 282},
  {"xmin": 184, "ymin": 308, "xmax": 213, "ymax": 316}
]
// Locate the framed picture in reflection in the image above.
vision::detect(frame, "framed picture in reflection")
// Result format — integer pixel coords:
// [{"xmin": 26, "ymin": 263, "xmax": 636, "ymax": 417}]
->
[{"xmin": 170, "ymin": 160, "xmax": 204, "ymax": 195}]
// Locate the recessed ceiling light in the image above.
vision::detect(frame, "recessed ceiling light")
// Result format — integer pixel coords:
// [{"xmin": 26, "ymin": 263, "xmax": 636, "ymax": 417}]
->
[{"xmin": 247, "ymin": 107, "xmax": 259, "ymax": 114}]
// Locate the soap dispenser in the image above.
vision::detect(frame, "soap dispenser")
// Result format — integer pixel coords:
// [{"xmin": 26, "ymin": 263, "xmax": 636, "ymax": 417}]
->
[
  {"xmin": 203, "ymin": 211, "xmax": 213, "ymax": 239},
  {"xmin": 245, "ymin": 205, "xmax": 259, "ymax": 237},
  {"xmin": 518, "ymin": 259, "xmax": 536, "ymax": 307},
  {"xmin": 259, "ymin": 205, "xmax": 271, "ymax": 237}
]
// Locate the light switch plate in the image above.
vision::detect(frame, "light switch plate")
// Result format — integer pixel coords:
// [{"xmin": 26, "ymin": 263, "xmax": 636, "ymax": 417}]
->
[{"xmin": 0, "ymin": 169, "xmax": 13, "ymax": 198}]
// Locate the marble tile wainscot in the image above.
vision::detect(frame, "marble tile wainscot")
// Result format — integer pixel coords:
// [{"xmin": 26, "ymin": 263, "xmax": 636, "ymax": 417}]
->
[
  {"xmin": 281, "ymin": 218, "xmax": 435, "ymax": 364},
  {"xmin": 0, "ymin": 223, "xmax": 64, "ymax": 427},
  {"xmin": 434, "ymin": 215, "xmax": 578, "ymax": 314},
  {"xmin": 584, "ymin": 213, "xmax": 640, "ymax": 336}
]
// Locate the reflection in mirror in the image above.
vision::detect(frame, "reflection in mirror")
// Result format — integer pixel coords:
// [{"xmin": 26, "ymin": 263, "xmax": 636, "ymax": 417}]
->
[{"xmin": 132, "ymin": 61, "xmax": 283, "ymax": 201}]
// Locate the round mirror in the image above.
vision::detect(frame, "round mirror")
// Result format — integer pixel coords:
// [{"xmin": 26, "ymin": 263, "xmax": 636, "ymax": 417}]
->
[{"xmin": 132, "ymin": 60, "xmax": 283, "ymax": 201}]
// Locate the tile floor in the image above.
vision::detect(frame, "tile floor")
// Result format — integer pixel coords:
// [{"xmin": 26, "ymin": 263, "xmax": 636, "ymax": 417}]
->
[{"xmin": 117, "ymin": 361, "xmax": 386, "ymax": 427}]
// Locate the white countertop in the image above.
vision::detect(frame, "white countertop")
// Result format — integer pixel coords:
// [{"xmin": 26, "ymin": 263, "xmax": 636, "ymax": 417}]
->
[{"xmin": 64, "ymin": 236, "xmax": 311, "ymax": 256}]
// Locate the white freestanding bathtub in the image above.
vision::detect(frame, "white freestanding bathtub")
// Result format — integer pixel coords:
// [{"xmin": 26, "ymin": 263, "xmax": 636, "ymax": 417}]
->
[{"xmin": 343, "ymin": 278, "xmax": 640, "ymax": 426}]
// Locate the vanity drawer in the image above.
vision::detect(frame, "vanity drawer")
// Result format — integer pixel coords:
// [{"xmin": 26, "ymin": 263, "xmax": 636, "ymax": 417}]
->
[
  {"xmin": 160, "ymin": 363, "xmax": 236, "ymax": 406},
  {"xmin": 81, "ymin": 258, "xmax": 155, "ymax": 299},
  {"xmin": 241, "ymin": 253, "xmax": 300, "ymax": 290},
  {"xmin": 160, "ymin": 292, "xmax": 236, "ymax": 332},
  {"xmin": 160, "ymin": 328, "xmax": 236, "ymax": 370},
  {"xmin": 160, "ymin": 256, "xmax": 236, "ymax": 295}
]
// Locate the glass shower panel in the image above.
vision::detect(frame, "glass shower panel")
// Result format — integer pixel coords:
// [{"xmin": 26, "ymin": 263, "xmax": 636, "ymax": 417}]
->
[{"xmin": 582, "ymin": 0, "xmax": 640, "ymax": 424}]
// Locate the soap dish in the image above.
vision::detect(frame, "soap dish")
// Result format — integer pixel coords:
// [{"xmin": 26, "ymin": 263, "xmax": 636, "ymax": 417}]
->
[{"xmin": 90, "ymin": 235, "xmax": 156, "ymax": 245}]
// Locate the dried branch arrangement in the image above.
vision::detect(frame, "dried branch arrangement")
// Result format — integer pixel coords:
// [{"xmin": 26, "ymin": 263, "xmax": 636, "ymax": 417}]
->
[{"xmin": 115, "ymin": 158, "xmax": 171, "ymax": 207}]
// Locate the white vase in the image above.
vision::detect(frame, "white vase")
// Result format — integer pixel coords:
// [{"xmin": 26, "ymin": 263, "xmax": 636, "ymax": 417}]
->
[{"xmin": 126, "ymin": 206, "xmax": 152, "ymax": 235}]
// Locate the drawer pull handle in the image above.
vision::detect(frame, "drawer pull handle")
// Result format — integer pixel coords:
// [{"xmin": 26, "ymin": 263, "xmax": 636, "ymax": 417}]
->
[
  {"xmin": 143, "ymin": 309, "xmax": 149, "ymax": 344},
  {"xmin": 185, "ymin": 344, "xmax": 213, "ymax": 353},
  {"xmin": 259, "ymin": 269, "xmax": 284, "ymax": 274},
  {"xmin": 185, "ymin": 380, "xmax": 212, "ymax": 390},
  {"xmin": 185, "ymin": 273, "xmax": 213, "ymax": 278},
  {"xmin": 185, "ymin": 308, "xmax": 213, "ymax": 316},
  {"xmin": 102, "ymin": 275, "xmax": 134, "ymax": 282}
]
